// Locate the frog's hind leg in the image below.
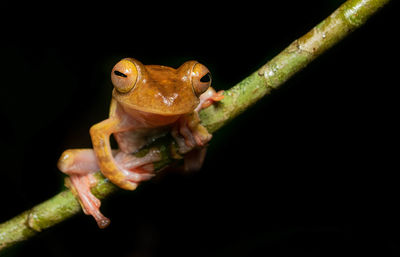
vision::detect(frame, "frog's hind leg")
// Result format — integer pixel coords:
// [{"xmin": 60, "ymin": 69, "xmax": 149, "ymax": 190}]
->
[
  {"xmin": 58, "ymin": 148, "xmax": 161, "ymax": 228},
  {"xmin": 68, "ymin": 174, "xmax": 111, "ymax": 228},
  {"xmin": 58, "ymin": 149, "xmax": 111, "ymax": 228},
  {"xmin": 182, "ymin": 147, "xmax": 207, "ymax": 172}
]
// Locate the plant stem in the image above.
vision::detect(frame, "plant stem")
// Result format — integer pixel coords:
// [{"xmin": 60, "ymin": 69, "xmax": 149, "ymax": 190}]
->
[{"xmin": 0, "ymin": 0, "xmax": 390, "ymax": 251}]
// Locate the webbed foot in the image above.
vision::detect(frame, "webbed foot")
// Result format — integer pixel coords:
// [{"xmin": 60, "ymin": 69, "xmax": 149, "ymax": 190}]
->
[
  {"xmin": 171, "ymin": 112, "xmax": 212, "ymax": 154},
  {"xmin": 58, "ymin": 149, "xmax": 111, "ymax": 228},
  {"xmin": 69, "ymin": 174, "xmax": 111, "ymax": 228},
  {"xmin": 58, "ymin": 148, "xmax": 161, "ymax": 228},
  {"xmin": 114, "ymin": 148, "xmax": 161, "ymax": 184}
]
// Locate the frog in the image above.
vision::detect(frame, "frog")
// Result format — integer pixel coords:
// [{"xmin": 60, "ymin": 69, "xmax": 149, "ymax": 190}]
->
[{"xmin": 57, "ymin": 58, "xmax": 224, "ymax": 228}]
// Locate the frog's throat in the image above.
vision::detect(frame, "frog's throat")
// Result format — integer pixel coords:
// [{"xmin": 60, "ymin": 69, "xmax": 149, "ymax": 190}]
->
[
  {"xmin": 113, "ymin": 94, "xmax": 199, "ymax": 116},
  {"xmin": 121, "ymin": 101, "xmax": 197, "ymax": 115}
]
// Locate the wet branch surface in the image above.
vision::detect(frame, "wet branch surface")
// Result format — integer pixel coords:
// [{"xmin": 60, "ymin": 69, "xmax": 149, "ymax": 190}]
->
[{"xmin": 0, "ymin": 0, "xmax": 391, "ymax": 251}]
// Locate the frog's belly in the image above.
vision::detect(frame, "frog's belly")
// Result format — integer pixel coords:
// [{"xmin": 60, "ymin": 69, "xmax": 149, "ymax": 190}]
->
[{"xmin": 113, "ymin": 127, "xmax": 168, "ymax": 154}]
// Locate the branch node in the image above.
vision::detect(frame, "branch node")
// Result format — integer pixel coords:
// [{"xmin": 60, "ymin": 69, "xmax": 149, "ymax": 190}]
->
[{"xmin": 27, "ymin": 212, "xmax": 42, "ymax": 232}]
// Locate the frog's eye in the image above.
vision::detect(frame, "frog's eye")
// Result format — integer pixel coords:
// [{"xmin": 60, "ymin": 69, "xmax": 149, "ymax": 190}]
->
[
  {"xmin": 111, "ymin": 59, "xmax": 139, "ymax": 93},
  {"xmin": 192, "ymin": 63, "xmax": 212, "ymax": 97}
]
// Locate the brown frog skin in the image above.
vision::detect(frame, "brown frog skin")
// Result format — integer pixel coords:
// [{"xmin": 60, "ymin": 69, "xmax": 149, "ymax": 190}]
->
[{"xmin": 57, "ymin": 58, "xmax": 224, "ymax": 228}]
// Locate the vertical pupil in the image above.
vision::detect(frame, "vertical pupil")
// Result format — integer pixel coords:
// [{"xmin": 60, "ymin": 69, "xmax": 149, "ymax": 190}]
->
[
  {"xmin": 200, "ymin": 73, "xmax": 211, "ymax": 83},
  {"xmin": 114, "ymin": 70, "xmax": 127, "ymax": 78}
]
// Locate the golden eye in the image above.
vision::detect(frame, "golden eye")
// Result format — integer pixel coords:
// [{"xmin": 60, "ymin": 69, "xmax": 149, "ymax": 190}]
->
[
  {"xmin": 192, "ymin": 63, "xmax": 212, "ymax": 97},
  {"xmin": 111, "ymin": 58, "xmax": 139, "ymax": 93}
]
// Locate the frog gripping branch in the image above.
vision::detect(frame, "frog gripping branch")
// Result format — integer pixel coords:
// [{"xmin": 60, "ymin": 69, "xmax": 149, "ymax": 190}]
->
[
  {"xmin": 57, "ymin": 58, "xmax": 224, "ymax": 228},
  {"xmin": 0, "ymin": 0, "xmax": 391, "ymax": 251}
]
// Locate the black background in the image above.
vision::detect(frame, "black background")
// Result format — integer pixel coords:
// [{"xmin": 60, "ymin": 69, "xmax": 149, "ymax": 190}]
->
[{"xmin": 1, "ymin": 1, "xmax": 399, "ymax": 256}]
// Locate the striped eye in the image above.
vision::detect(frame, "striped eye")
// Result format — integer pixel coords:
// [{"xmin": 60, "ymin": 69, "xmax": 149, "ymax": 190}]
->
[
  {"xmin": 111, "ymin": 59, "xmax": 138, "ymax": 93},
  {"xmin": 191, "ymin": 63, "xmax": 212, "ymax": 96}
]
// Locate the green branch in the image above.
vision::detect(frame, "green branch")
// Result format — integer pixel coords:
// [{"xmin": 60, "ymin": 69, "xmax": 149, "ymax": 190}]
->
[{"xmin": 0, "ymin": 0, "xmax": 390, "ymax": 251}]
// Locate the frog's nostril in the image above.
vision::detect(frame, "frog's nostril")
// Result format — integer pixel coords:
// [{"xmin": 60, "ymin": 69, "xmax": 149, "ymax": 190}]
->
[{"xmin": 114, "ymin": 70, "xmax": 128, "ymax": 78}]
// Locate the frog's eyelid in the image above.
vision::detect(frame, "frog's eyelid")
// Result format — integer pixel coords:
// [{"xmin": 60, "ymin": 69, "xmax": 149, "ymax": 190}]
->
[{"xmin": 114, "ymin": 70, "xmax": 128, "ymax": 78}]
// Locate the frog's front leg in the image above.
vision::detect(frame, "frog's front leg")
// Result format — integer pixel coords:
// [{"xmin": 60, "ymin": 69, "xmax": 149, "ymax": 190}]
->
[
  {"xmin": 172, "ymin": 87, "xmax": 224, "ymax": 154},
  {"xmin": 90, "ymin": 116, "xmax": 161, "ymax": 190},
  {"xmin": 171, "ymin": 112, "xmax": 211, "ymax": 172},
  {"xmin": 172, "ymin": 112, "xmax": 211, "ymax": 153},
  {"xmin": 172, "ymin": 87, "xmax": 223, "ymax": 171}
]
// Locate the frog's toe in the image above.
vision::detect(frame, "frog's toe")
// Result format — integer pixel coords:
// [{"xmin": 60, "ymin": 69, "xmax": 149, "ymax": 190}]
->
[
  {"xmin": 179, "ymin": 123, "xmax": 197, "ymax": 148},
  {"xmin": 172, "ymin": 116, "xmax": 212, "ymax": 154},
  {"xmin": 195, "ymin": 88, "xmax": 224, "ymax": 112},
  {"xmin": 69, "ymin": 174, "xmax": 110, "ymax": 228},
  {"xmin": 109, "ymin": 163, "xmax": 157, "ymax": 190},
  {"xmin": 113, "ymin": 149, "xmax": 160, "ymax": 185},
  {"xmin": 171, "ymin": 128, "xmax": 193, "ymax": 154},
  {"xmin": 124, "ymin": 167, "xmax": 155, "ymax": 183},
  {"xmin": 115, "ymin": 148, "xmax": 161, "ymax": 171}
]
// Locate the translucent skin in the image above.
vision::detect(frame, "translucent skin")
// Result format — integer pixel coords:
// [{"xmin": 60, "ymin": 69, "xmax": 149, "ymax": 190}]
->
[
  {"xmin": 58, "ymin": 58, "xmax": 224, "ymax": 228},
  {"xmin": 92, "ymin": 58, "xmax": 217, "ymax": 190}
]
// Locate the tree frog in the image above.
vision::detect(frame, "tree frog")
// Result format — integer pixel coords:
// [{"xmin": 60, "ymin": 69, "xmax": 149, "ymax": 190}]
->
[{"xmin": 57, "ymin": 58, "xmax": 223, "ymax": 228}]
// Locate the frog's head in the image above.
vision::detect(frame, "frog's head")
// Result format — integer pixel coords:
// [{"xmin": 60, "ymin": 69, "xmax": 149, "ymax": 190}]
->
[{"xmin": 111, "ymin": 58, "xmax": 212, "ymax": 115}]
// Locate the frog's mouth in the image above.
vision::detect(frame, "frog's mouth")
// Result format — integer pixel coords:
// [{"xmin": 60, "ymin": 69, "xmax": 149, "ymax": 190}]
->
[
  {"xmin": 118, "ymin": 101, "xmax": 183, "ymax": 127},
  {"xmin": 112, "ymin": 89, "xmax": 199, "ymax": 116}
]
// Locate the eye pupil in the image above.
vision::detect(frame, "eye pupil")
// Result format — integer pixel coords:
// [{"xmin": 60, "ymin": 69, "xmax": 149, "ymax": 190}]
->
[
  {"xmin": 114, "ymin": 70, "xmax": 127, "ymax": 78},
  {"xmin": 200, "ymin": 72, "xmax": 211, "ymax": 83}
]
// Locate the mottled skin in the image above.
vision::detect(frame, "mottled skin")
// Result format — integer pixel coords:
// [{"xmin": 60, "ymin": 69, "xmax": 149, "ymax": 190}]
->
[{"xmin": 58, "ymin": 58, "xmax": 223, "ymax": 228}]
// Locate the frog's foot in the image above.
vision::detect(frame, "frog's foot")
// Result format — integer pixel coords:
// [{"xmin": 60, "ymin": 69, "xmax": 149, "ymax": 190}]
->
[
  {"xmin": 114, "ymin": 148, "xmax": 162, "ymax": 184},
  {"xmin": 58, "ymin": 148, "xmax": 161, "ymax": 226},
  {"xmin": 69, "ymin": 174, "xmax": 111, "ymax": 228},
  {"xmin": 172, "ymin": 87, "xmax": 222, "ymax": 154},
  {"xmin": 58, "ymin": 149, "xmax": 110, "ymax": 228},
  {"xmin": 172, "ymin": 112, "xmax": 212, "ymax": 154},
  {"xmin": 195, "ymin": 87, "xmax": 224, "ymax": 112}
]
